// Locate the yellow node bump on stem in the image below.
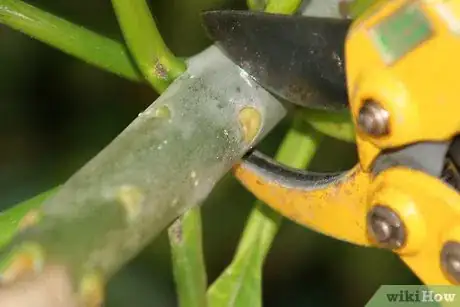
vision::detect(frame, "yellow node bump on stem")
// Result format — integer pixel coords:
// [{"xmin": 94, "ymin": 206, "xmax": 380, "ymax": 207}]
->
[
  {"xmin": 238, "ymin": 107, "xmax": 262, "ymax": 144},
  {"xmin": 154, "ymin": 105, "xmax": 172, "ymax": 119},
  {"xmin": 116, "ymin": 185, "xmax": 145, "ymax": 223},
  {"xmin": 79, "ymin": 272, "xmax": 105, "ymax": 307},
  {"xmin": 0, "ymin": 242, "xmax": 45, "ymax": 285},
  {"xmin": 18, "ymin": 209, "xmax": 43, "ymax": 232}
]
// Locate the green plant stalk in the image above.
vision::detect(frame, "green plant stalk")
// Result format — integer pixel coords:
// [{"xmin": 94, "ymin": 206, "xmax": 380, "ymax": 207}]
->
[
  {"xmin": 0, "ymin": 0, "xmax": 141, "ymax": 81},
  {"xmin": 0, "ymin": 46, "xmax": 286, "ymax": 304},
  {"xmin": 348, "ymin": 0, "xmax": 380, "ymax": 19},
  {"xmin": 207, "ymin": 115, "xmax": 322, "ymax": 307},
  {"xmin": 300, "ymin": 108, "xmax": 355, "ymax": 143},
  {"xmin": 247, "ymin": 0, "xmax": 302, "ymax": 13},
  {"xmin": 265, "ymin": 0, "xmax": 302, "ymax": 14},
  {"xmin": 0, "ymin": 188, "xmax": 59, "ymax": 248},
  {"xmin": 168, "ymin": 209, "xmax": 207, "ymax": 307},
  {"xmin": 246, "ymin": 0, "xmax": 265, "ymax": 11},
  {"xmin": 111, "ymin": 0, "xmax": 187, "ymax": 93}
]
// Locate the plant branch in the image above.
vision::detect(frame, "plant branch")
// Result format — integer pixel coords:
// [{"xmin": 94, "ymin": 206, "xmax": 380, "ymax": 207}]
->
[
  {"xmin": 0, "ymin": 0, "xmax": 141, "ymax": 81},
  {"xmin": 265, "ymin": 0, "xmax": 302, "ymax": 14},
  {"xmin": 168, "ymin": 209, "xmax": 207, "ymax": 307},
  {"xmin": 348, "ymin": 0, "xmax": 378, "ymax": 18},
  {"xmin": 246, "ymin": 0, "xmax": 302, "ymax": 12},
  {"xmin": 110, "ymin": 0, "xmax": 187, "ymax": 93},
  {"xmin": 0, "ymin": 46, "xmax": 286, "ymax": 306},
  {"xmin": 300, "ymin": 108, "xmax": 355, "ymax": 143},
  {"xmin": 0, "ymin": 188, "xmax": 59, "ymax": 249}
]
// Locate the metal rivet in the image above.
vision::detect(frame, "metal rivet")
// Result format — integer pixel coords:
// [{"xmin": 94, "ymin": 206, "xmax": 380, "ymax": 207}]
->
[
  {"xmin": 441, "ymin": 241, "xmax": 460, "ymax": 284},
  {"xmin": 358, "ymin": 100, "xmax": 389, "ymax": 136},
  {"xmin": 367, "ymin": 205, "xmax": 405, "ymax": 249}
]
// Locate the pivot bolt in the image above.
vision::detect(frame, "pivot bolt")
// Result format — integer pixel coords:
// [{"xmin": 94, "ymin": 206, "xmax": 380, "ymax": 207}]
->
[
  {"xmin": 441, "ymin": 241, "xmax": 460, "ymax": 284},
  {"xmin": 358, "ymin": 100, "xmax": 389, "ymax": 136},
  {"xmin": 367, "ymin": 205, "xmax": 405, "ymax": 249}
]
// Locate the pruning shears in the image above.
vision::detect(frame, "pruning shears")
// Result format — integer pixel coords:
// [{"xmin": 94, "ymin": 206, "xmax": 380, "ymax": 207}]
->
[{"xmin": 202, "ymin": 0, "xmax": 460, "ymax": 285}]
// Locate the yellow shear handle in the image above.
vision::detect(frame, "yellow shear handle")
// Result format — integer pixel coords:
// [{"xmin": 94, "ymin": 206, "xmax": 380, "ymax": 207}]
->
[
  {"xmin": 370, "ymin": 167, "xmax": 460, "ymax": 285},
  {"xmin": 234, "ymin": 153, "xmax": 460, "ymax": 285},
  {"xmin": 232, "ymin": 158, "xmax": 371, "ymax": 246}
]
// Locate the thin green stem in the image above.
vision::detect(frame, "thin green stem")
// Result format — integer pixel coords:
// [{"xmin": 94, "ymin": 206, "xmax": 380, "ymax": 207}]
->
[
  {"xmin": 207, "ymin": 115, "xmax": 323, "ymax": 307},
  {"xmin": 234, "ymin": 116, "xmax": 322, "ymax": 261},
  {"xmin": 168, "ymin": 209, "xmax": 207, "ymax": 307},
  {"xmin": 247, "ymin": 0, "xmax": 265, "ymax": 11},
  {"xmin": 349, "ymin": 0, "xmax": 380, "ymax": 19},
  {"xmin": 110, "ymin": 0, "xmax": 187, "ymax": 93},
  {"xmin": 247, "ymin": 0, "xmax": 302, "ymax": 14},
  {"xmin": 265, "ymin": 0, "xmax": 302, "ymax": 14},
  {"xmin": 0, "ymin": 0, "xmax": 141, "ymax": 81},
  {"xmin": 0, "ymin": 187, "xmax": 59, "ymax": 249},
  {"xmin": 300, "ymin": 108, "xmax": 355, "ymax": 143}
]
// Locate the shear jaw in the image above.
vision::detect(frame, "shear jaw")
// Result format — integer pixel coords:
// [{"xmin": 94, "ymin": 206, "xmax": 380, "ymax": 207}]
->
[{"xmin": 235, "ymin": 138, "xmax": 460, "ymax": 284}]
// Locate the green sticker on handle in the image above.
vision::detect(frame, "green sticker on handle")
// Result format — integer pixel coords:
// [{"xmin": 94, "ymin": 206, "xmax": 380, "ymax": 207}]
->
[{"xmin": 371, "ymin": 3, "xmax": 433, "ymax": 64}]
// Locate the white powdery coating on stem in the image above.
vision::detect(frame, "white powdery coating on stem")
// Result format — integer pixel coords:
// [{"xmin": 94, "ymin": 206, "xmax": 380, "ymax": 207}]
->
[
  {"xmin": 301, "ymin": 0, "xmax": 344, "ymax": 18},
  {"xmin": 1, "ymin": 46, "xmax": 286, "ymax": 282}
]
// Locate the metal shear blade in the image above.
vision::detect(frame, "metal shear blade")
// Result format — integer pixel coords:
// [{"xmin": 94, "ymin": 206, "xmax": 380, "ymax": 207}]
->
[{"xmin": 201, "ymin": 10, "xmax": 352, "ymax": 111}]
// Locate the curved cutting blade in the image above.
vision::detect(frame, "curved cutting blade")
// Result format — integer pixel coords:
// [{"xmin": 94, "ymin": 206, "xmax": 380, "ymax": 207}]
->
[{"xmin": 201, "ymin": 10, "xmax": 352, "ymax": 111}]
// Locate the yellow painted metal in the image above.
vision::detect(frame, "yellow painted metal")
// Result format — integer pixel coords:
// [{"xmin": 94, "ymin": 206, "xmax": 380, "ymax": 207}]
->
[
  {"xmin": 233, "ymin": 164, "xmax": 372, "ymax": 246},
  {"xmin": 369, "ymin": 167, "xmax": 460, "ymax": 285},
  {"xmin": 347, "ymin": 0, "xmax": 460, "ymax": 170},
  {"xmin": 233, "ymin": 0, "xmax": 460, "ymax": 285}
]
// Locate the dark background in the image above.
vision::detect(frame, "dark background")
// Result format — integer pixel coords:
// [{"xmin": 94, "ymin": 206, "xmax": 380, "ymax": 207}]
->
[{"xmin": 0, "ymin": 0, "xmax": 419, "ymax": 306}]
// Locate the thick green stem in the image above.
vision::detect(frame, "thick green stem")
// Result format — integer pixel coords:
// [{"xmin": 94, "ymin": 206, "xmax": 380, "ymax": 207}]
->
[
  {"xmin": 0, "ymin": 0, "xmax": 141, "ymax": 81},
  {"xmin": 110, "ymin": 0, "xmax": 187, "ymax": 93},
  {"xmin": 0, "ymin": 46, "xmax": 286, "ymax": 305}
]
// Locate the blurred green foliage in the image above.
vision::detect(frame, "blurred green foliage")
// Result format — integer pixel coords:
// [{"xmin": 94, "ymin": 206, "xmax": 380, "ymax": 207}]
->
[{"xmin": 0, "ymin": 0, "xmax": 419, "ymax": 306}]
